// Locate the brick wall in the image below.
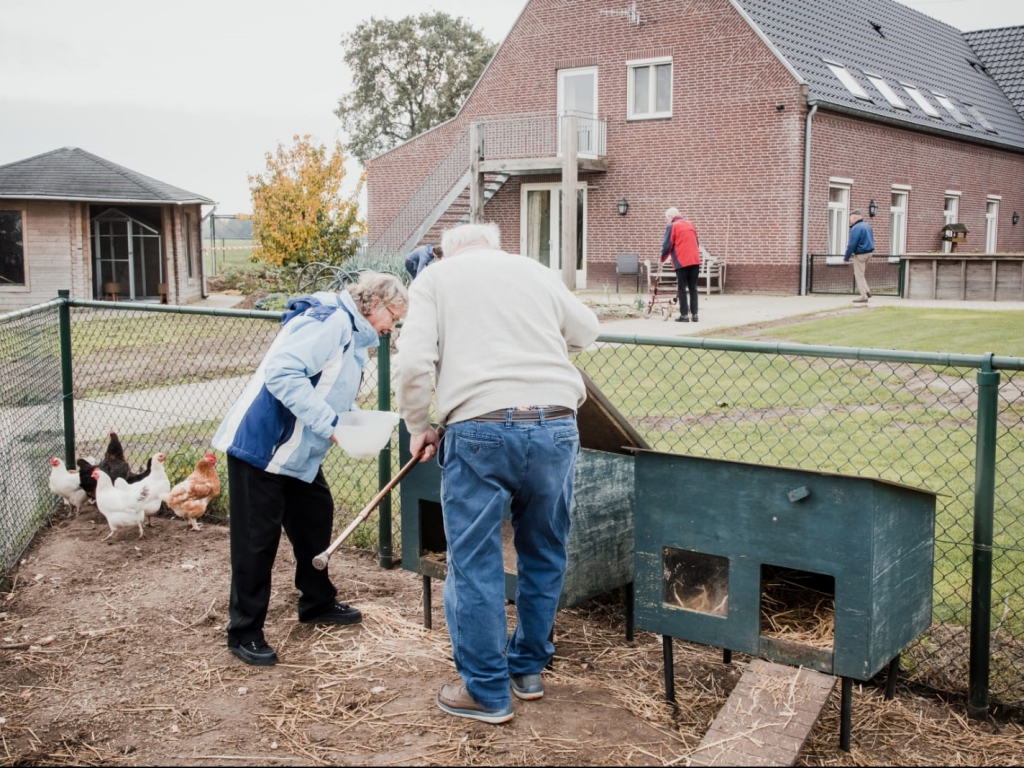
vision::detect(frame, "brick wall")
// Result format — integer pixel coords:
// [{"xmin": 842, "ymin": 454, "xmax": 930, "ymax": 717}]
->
[{"xmin": 366, "ymin": 0, "xmax": 1024, "ymax": 294}]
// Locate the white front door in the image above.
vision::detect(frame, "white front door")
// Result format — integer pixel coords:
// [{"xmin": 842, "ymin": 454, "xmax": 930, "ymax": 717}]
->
[{"xmin": 521, "ymin": 182, "xmax": 587, "ymax": 288}]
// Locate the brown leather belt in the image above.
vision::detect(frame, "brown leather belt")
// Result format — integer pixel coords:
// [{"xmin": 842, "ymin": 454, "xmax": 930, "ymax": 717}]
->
[{"xmin": 469, "ymin": 406, "xmax": 575, "ymax": 423}]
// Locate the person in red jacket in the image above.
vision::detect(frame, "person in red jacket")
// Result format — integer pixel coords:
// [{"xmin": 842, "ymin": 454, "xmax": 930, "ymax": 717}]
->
[{"xmin": 660, "ymin": 208, "xmax": 702, "ymax": 323}]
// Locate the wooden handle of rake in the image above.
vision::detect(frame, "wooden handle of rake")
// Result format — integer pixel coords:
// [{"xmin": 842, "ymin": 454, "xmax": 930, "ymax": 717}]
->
[{"xmin": 312, "ymin": 450, "xmax": 425, "ymax": 571}]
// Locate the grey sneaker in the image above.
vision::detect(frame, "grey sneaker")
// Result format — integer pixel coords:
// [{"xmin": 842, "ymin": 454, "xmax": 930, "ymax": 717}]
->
[
  {"xmin": 436, "ymin": 683, "xmax": 514, "ymax": 724},
  {"xmin": 510, "ymin": 673, "xmax": 544, "ymax": 700}
]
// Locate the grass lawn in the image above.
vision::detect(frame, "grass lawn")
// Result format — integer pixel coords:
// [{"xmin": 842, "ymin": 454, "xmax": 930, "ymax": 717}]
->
[{"xmin": 732, "ymin": 306, "xmax": 1024, "ymax": 357}]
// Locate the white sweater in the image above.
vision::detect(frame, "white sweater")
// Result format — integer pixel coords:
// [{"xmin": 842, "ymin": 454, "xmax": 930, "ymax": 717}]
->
[{"xmin": 395, "ymin": 246, "xmax": 601, "ymax": 434}]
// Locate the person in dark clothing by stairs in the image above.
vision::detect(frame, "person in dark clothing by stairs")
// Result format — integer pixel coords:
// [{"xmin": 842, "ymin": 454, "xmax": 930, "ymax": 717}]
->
[{"xmin": 660, "ymin": 208, "xmax": 702, "ymax": 322}]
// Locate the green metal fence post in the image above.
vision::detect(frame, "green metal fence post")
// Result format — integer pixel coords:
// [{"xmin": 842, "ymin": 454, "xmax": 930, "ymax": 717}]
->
[
  {"xmin": 969, "ymin": 353, "xmax": 999, "ymax": 718},
  {"xmin": 57, "ymin": 290, "xmax": 76, "ymax": 467},
  {"xmin": 377, "ymin": 333, "xmax": 395, "ymax": 569}
]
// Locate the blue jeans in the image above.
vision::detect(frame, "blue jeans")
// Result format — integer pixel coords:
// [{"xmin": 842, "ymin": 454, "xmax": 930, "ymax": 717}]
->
[{"xmin": 438, "ymin": 414, "xmax": 580, "ymax": 710}]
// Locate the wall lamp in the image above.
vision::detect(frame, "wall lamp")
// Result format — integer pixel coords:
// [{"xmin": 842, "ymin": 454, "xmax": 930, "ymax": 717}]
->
[
  {"xmin": 617, "ymin": 197, "xmax": 629, "ymax": 216},
  {"xmin": 868, "ymin": 199, "xmax": 878, "ymax": 217},
  {"xmin": 1014, "ymin": 211, "xmax": 1020, "ymax": 226}
]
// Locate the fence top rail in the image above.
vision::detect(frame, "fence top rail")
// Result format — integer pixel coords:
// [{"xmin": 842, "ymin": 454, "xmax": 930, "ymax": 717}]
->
[
  {"xmin": 0, "ymin": 298, "xmax": 64, "ymax": 326},
  {"xmin": 67, "ymin": 298, "xmax": 284, "ymax": 321},
  {"xmin": 596, "ymin": 333, "xmax": 1024, "ymax": 372}
]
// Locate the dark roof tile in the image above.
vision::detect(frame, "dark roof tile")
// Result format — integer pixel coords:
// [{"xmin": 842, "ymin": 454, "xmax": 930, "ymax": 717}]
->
[{"xmin": 0, "ymin": 147, "xmax": 214, "ymax": 204}]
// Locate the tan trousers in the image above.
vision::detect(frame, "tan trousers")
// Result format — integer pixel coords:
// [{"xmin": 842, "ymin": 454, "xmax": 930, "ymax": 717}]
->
[{"xmin": 852, "ymin": 253, "xmax": 872, "ymax": 300}]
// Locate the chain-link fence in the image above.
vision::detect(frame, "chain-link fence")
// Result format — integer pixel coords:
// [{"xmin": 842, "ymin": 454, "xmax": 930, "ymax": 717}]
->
[
  {"xmin": 808, "ymin": 253, "xmax": 903, "ymax": 295},
  {"xmin": 1, "ymin": 298, "xmax": 1022, "ymax": 711}
]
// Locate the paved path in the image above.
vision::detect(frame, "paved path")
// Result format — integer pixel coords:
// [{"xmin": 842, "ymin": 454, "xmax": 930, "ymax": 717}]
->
[{"xmin": 583, "ymin": 290, "xmax": 1024, "ymax": 339}]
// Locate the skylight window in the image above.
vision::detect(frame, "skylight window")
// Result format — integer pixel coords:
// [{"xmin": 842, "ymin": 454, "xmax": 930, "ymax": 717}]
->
[
  {"xmin": 824, "ymin": 61, "xmax": 871, "ymax": 101},
  {"xmin": 865, "ymin": 74, "xmax": 909, "ymax": 111},
  {"xmin": 933, "ymin": 93, "xmax": 971, "ymax": 126},
  {"xmin": 901, "ymin": 83, "xmax": 941, "ymax": 117},
  {"xmin": 964, "ymin": 103, "xmax": 998, "ymax": 134}
]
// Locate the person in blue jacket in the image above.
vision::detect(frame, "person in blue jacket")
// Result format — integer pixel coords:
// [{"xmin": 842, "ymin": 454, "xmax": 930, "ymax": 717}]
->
[
  {"xmin": 844, "ymin": 210, "xmax": 875, "ymax": 304},
  {"xmin": 212, "ymin": 271, "xmax": 408, "ymax": 666},
  {"xmin": 404, "ymin": 244, "xmax": 443, "ymax": 279}
]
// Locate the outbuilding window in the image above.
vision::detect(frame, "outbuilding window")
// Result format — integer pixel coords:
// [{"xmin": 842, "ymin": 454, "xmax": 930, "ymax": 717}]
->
[
  {"xmin": 627, "ymin": 58, "xmax": 672, "ymax": 119},
  {"xmin": 0, "ymin": 210, "xmax": 25, "ymax": 286}
]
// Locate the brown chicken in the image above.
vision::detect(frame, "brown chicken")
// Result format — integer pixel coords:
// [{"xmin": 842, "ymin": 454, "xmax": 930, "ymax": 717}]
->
[{"xmin": 159, "ymin": 453, "xmax": 220, "ymax": 531}]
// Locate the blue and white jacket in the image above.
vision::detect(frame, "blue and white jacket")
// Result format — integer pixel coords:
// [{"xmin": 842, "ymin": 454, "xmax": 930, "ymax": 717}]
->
[{"xmin": 212, "ymin": 291, "xmax": 379, "ymax": 482}]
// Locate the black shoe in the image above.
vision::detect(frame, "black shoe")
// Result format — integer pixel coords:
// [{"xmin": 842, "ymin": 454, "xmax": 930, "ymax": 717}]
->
[
  {"xmin": 675, "ymin": 315, "xmax": 689, "ymax": 322},
  {"xmin": 301, "ymin": 601, "xmax": 363, "ymax": 626},
  {"xmin": 691, "ymin": 315, "xmax": 698, "ymax": 322},
  {"xmin": 227, "ymin": 637, "xmax": 278, "ymax": 666}
]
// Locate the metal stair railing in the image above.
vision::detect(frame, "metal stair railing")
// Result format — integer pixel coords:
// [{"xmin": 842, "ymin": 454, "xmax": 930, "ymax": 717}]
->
[{"xmin": 369, "ymin": 130, "xmax": 470, "ymax": 255}]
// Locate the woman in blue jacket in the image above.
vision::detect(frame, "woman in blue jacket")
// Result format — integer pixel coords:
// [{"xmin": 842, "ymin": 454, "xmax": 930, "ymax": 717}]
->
[{"xmin": 213, "ymin": 271, "xmax": 408, "ymax": 666}]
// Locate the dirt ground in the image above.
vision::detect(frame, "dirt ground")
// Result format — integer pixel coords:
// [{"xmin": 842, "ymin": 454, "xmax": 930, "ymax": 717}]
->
[{"xmin": 2, "ymin": 502, "xmax": 1022, "ymax": 767}]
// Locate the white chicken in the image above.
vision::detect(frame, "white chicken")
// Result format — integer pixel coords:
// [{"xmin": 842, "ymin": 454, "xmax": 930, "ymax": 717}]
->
[
  {"xmin": 136, "ymin": 452, "xmax": 171, "ymax": 526},
  {"xmin": 48, "ymin": 456, "xmax": 89, "ymax": 514},
  {"xmin": 92, "ymin": 468, "xmax": 149, "ymax": 540}
]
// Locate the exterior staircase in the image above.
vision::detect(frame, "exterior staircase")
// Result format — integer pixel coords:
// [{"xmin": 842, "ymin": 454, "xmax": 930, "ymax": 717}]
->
[{"xmin": 421, "ymin": 172, "xmax": 510, "ymax": 246}]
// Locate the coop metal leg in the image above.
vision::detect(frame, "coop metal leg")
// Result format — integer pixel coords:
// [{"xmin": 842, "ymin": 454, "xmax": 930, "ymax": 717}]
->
[
  {"xmin": 840, "ymin": 677, "xmax": 852, "ymax": 753},
  {"xmin": 885, "ymin": 655, "xmax": 900, "ymax": 700},
  {"xmin": 663, "ymin": 635, "xmax": 677, "ymax": 709},
  {"xmin": 422, "ymin": 575, "xmax": 432, "ymax": 630},
  {"xmin": 723, "ymin": 648, "xmax": 732, "ymax": 665},
  {"xmin": 625, "ymin": 583, "xmax": 634, "ymax": 642}
]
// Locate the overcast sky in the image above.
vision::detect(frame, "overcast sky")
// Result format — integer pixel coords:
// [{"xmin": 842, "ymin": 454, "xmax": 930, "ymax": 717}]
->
[{"xmin": 1, "ymin": 0, "xmax": 1021, "ymax": 216}]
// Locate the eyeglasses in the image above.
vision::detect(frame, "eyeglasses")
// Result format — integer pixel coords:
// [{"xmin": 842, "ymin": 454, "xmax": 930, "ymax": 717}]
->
[{"xmin": 381, "ymin": 304, "xmax": 402, "ymax": 325}]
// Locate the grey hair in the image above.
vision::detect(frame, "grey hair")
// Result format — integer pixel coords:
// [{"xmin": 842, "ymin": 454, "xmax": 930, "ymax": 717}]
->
[
  {"xmin": 441, "ymin": 222, "xmax": 501, "ymax": 256},
  {"xmin": 346, "ymin": 270, "xmax": 408, "ymax": 318},
  {"xmin": 664, "ymin": 207, "xmax": 681, "ymax": 219}
]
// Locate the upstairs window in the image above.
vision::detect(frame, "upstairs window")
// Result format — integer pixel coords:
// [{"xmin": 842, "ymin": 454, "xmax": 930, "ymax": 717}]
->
[
  {"xmin": 901, "ymin": 83, "xmax": 941, "ymax": 117},
  {"xmin": 824, "ymin": 61, "xmax": 871, "ymax": 101},
  {"xmin": 627, "ymin": 58, "xmax": 672, "ymax": 120},
  {"xmin": 934, "ymin": 93, "xmax": 971, "ymax": 126},
  {"xmin": 0, "ymin": 210, "xmax": 25, "ymax": 286},
  {"xmin": 865, "ymin": 74, "xmax": 909, "ymax": 111}
]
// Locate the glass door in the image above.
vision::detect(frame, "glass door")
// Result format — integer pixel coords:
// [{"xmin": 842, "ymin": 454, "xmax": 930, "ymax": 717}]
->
[
  {"xmin": 557, "ymin": 67, "xmax": 598, "ymax": 155},
  {"xmin": 92, "ymin": 210, "xmax": 163, "ymax": 300},
  {"xmin": 521, "ymin": 183, "xmax": 587, "ymax": 287}
]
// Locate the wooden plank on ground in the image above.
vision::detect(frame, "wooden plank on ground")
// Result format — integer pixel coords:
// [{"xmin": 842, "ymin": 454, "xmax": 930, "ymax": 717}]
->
[{"xmin": 688, "ymin": 659, "xmax": 837, "ymax": 767}]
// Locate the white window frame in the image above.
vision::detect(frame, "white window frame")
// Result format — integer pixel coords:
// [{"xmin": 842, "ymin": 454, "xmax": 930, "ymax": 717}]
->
[
  {"xmin": 626, "ymin": 56, "xmax": 673, "ymax": 120},
  {"xmin": 827, "ymin": 182, "xmax": 851, "ymax": 258},
  {"xmin": 520, "ymin": 181, "xmax": 588, "ymax": 288},
  {"xmin": 901, "ymin": 83, "xmax": 941, "ymax": 118},
  {"xmin": 890, "ymin": 188, "xmax": 909, "ymax": 259},
  {"xmin": 943, "ymin": 192, "xmax": 960, "ymax": 254},
  {"xmin": 557, "ymin": 66, "xmax": 598, "ymax": 119},
  {"xmin": 824, "ymin": 61, "xmax": 871, "ymax": 101},
  {"xmin": 986, "ymin": 197, "xmax": 999, "ymax": 253},
  {"xmin": 865, "ymin": 74, "xmax": 909, "ymax": 111}
]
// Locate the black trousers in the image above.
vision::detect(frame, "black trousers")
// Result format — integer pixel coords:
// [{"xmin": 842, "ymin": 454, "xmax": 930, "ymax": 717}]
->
[
  {"xmin": 675, "ymin": 265, "xmax": 700, "ymax": 317},
  {"xmin": 226, "ymin": 455, "xmax": 337, "ymax": 644}
]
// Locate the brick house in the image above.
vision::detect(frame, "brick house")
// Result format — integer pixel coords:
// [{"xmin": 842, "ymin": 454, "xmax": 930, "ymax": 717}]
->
[
  {"xmin": 365, "ymin": 0, "xmax": 1024, "ymax": 294},
  {"xmin": 0, "ymin": 147, "xmax": 214, "ymax": 312}
]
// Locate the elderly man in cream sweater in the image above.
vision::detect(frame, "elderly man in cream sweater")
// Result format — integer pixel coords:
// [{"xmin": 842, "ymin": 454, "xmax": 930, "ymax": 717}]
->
[{"xmin": 395, "ymin": 222, "xmax": 600, "ymax": 725}]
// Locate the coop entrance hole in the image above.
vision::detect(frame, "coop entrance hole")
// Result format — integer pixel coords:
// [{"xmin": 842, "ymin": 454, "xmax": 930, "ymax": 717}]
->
[
  {"xmin": 419, "ymin": 500, "xmax": 447, "ymax": 558},
  {"xmin": 662, "ymin": 547, "xmax": 730, "ymax": 617},
  {"xmin": 760, "ymin": 564, "xmax": 835, "ymax": 652}
]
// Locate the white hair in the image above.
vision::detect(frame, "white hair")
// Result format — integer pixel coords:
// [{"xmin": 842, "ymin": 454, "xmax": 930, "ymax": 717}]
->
[
  {"xmin": 441, "ymin": 222, "xmax": 501, "ymax": 256},
  {"xmin": 664, "ymin": 207, "xmax": 681, "ymax": 220}
]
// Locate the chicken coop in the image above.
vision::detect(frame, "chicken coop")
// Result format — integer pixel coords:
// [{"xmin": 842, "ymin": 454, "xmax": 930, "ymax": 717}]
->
[
  {"xmin": 398, "ymin": 371, "xmax": 643, "ymax": 635},
  {"xmin": 632, "ymin": 449, "xmax": 937, "ymax": 685}
]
